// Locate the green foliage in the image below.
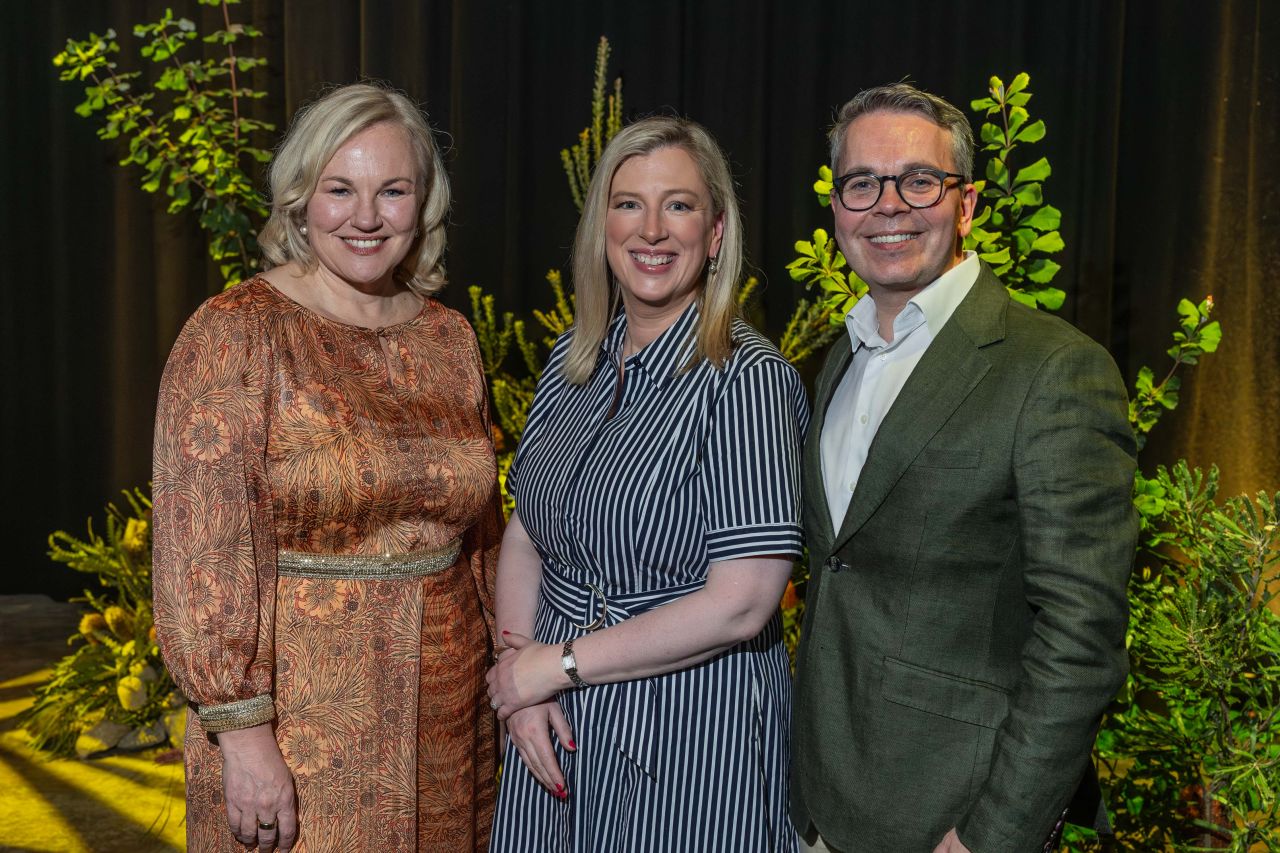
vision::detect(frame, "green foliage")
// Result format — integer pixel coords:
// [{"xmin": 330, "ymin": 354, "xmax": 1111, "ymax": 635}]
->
[
  {"xmin": 20, "ymin": 490, "xmax": 181, "ymax": 756},
  {"xmin": 1090, "ymin": 464, "xmax": 1280, "ymax": 852},
  {"xmin": 966, "ymin": 73, "xmax": 1066, "ymax": 310},
  {"xmin": 560, "ymin": 36, "xmax": 623, "ymax": 213},
  {"xmin": 53, "ymin": 0, "xmax": 273, "ymax": 287},
  {"xmin": 1130, "ymin": 296, "xmax": 1221, "ymax": 451}
]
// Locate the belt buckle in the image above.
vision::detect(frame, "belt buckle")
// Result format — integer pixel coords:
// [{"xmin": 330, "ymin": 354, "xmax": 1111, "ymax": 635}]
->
[{"xmin": 572, "ymin": 582, "xmax": 609, "ymax": 631}]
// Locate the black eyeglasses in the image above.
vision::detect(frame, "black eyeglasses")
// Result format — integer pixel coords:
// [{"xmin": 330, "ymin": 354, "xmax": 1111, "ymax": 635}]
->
[{"xmin": 830, "ymin": 168, "xmax": 966, "ymax": 212}]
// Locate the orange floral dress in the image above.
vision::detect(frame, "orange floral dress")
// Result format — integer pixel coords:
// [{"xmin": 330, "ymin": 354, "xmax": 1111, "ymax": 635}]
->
[{"xmin": 152, "ymin": 277, "xmax": 501, "ymax": 852}]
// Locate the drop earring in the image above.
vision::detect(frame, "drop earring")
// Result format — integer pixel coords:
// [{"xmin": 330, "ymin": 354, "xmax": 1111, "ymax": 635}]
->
[{"xmin": 707, "ymin": 255, "xmax": 720, "ymax": 276}]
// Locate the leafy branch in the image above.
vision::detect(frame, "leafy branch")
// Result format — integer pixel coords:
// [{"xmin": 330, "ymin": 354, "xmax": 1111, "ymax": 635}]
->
[
  {"xmin": 52, "ymin": 0, "xmax": 273, "ymax": 286},
  {"xmin": 967, "ymin": 73, "xmax": 1066, "ymax": 310}
]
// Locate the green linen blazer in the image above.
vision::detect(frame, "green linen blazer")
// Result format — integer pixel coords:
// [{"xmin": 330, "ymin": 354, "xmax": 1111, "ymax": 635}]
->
[{"xmin": 790, "ymin": 265, "xmax": 1138, "ymax": 853}]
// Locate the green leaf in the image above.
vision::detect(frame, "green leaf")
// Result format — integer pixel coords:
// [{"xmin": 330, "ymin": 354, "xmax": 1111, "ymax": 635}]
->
[
  {"xmin": 1007, "ymin": 288, "xmax": 1037, "ymax": 308},
  {"xmin": 1176, "ymin": 297, "xmax": 1199, "ymax": 325},
  {"xmin": 1198, "ymin": 321, "xmax": 1222, "ymax": 352},
  {"xmin": 1020, "ymin": 204, "xmax": 1061, "ymax": 231},
  {"xmin": 1007, "ymin": 92, "xmax": 1030, "ymax": 107},
  {"xmin": 1007, "ymin": 106, "xmax": 1029, "ymax": 137},
  {"xmin": 1014, "ymin": 157, "xmax": 1051, "ymax": 184},
  {"xmin": 1014, "ymin": 119, "xmax": 1046, "ymax": 143},
  {"xmin": 1006, "ymin": 72, "xmax": 1030, "ymax": 96},
  {"xmin": 1013, "ymin": 183, "xmax": 1043, "ymax": 206},
  {"xmin": 979, "ymin": 247, "xmax": 1011, "ymax": 265},
  {"xmin": 970, "ymin": 97, "xmax": 997, "ymax": 111},
  {"xmin": 985, "ymin": 157, "xmax": 1008, "ymax": 185},
  {"xmin": 1026, "ymin": 259, "xmax": 1061, "ymax": 283},
  {"xmin": 1033, "ymin": 286, "xmax": 1066, "ymax": 310},
  {"xmin": 1030, "ymin": 231, "xmax": 1065, "ymax": 253}
]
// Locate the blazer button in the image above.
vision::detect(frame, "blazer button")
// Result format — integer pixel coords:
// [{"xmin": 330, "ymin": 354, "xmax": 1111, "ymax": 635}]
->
[{"xmin": 824, "ymin": 556, "xmax": 844, "ymax": 573}]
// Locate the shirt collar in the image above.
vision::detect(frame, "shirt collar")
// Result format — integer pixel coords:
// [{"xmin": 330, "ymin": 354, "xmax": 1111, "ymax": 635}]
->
[
  {"xmin": 845, "ymin": 251, "xmax": 979, "ymax": 351},
  {"xmin": 601, "ymin": 299, "xmax": 700, "ymax": 386}
]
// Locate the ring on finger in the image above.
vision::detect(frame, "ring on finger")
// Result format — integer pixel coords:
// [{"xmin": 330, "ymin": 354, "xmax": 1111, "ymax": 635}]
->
[{"xmin": 258, "ymin": 819, "xmax": 277, "ymax": 831}]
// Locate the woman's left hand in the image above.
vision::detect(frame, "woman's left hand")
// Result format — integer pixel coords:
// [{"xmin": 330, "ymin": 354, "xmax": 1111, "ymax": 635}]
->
[{"xmin": 486, "ymin": 632, "xmax": 566, "ymax": 721}]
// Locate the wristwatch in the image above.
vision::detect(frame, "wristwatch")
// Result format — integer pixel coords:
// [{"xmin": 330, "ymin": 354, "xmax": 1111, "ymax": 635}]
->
[{"xmin": 561, "ymin": 638, "xmax": 587, "ymax": 687}]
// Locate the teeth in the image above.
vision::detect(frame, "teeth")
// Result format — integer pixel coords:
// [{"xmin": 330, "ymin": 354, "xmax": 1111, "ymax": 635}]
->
[
  {"xmin": 632, "ymin": 252, "xmax": 674, "ymax": 265},
  {"xmin": 869, "ymin": 234, "xmax": 918, "ymax": 244},
  {"xmin": 344, "ymin": 238, "xmax": 384, "ymax": 249}
]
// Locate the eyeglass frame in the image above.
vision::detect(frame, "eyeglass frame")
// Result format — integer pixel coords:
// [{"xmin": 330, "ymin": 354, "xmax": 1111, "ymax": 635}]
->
[{"xmin": 830, "ymin": 168, "xmax": 968, "ymax": 212}]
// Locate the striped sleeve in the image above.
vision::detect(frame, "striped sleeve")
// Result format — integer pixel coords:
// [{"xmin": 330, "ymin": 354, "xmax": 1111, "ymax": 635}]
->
[{"xmin": 701, "ymin": 357, "xmax": 807, "ymax": 562}]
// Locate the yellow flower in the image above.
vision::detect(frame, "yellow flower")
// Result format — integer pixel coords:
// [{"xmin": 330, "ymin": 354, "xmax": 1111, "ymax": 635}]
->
[
  {"xmin": 122, "ymin": 517, "xmax": 150, "ymax": 554},
  {"xmin": 79, "ymin": 613, "xmax": 107, "ymax": 643},
  {"xmin": 103, "ymin": 606, "xmax": 134, "ymax": 639},
  {"xmin": 129, "ymin": 661, "xmax": 158, "ymax": 682},
  {"xmin": 117, "ymin": 676, "xmax": 148, "ymax": 710}
]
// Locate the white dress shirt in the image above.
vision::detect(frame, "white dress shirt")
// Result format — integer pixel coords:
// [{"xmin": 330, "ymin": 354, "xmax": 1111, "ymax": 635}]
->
[{"xmin": 820, "ymin": 252, "xmax": 980, "ymax": 528}]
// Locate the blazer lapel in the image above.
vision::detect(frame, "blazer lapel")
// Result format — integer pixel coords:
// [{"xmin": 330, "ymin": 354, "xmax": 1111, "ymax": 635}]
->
[
  {"xmin": 830, "ymin": 267, "xmax": 1008, "ymax": 553},
  {"xmin": 802, "ymin": 341, "xmax": 854, "ymax": 553}
]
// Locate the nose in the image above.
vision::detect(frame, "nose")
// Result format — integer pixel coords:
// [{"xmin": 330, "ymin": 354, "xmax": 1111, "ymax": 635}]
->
[
  {"xmin": 352, "ymin": 193, "xmax": 381, "ymax": 231},
  {"xmin": 640, "ymin": 207, "xmax": 666, "ymax": 243},
  {"xmin": 873, "ymin": 177, "xmax": 911, "ymax": 215}
]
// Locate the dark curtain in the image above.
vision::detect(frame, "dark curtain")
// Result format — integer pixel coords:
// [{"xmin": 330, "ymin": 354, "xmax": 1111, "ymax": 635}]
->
[{"xmin": 3, "ymin": 0, "xmax": 1276, "ymax": 598}]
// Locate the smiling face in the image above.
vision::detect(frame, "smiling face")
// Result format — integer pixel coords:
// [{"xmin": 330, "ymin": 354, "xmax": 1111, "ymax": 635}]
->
[
  {"xmin": 604, "ymin": 146, "xmax": 724, "ymax": 324},
  {"xmin": 832, "ymin": 110, "xmax": 976, "ymax": 298},
  {"xmin": 305, "ymin": 122, "xmax": 421, "ymax": 293}
]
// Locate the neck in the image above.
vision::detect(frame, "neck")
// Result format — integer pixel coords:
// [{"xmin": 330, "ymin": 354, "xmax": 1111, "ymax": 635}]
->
[
  {"xmin": 271, "ymin": 262, "xmax": 419, "ymax": 328},
  {"xmin": 621, "ymin": 292, "xmax": 696, "ymax": 352},
  {"xmin": 866, "ymin": 285, "xmax": 918, "ymax": 344}
]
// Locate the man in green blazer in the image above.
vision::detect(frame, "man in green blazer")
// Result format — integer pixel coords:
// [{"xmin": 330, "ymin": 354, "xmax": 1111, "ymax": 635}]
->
[{"xmin": 790, "ymin": 84, "xmax": 1138, "ymax": 852}]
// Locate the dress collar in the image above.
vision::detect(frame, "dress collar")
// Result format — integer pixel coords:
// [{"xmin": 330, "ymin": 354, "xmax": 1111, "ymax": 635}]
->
[{"xmin": 601, "ymin": 300, "xmax": 701, "ymax": 387}]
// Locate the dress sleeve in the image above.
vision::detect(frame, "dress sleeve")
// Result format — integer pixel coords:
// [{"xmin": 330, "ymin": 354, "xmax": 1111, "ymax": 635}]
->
[
  {"xmin": 462, "ymin": 332, "xmax": 504, "ymax": 653},
  {"xmin": 152, "ymin": 293, "xmax": 278, "ymax": 734},
  {"xmin": 701, "ymin": 357, "xmax": 809, "ymax": 563}
]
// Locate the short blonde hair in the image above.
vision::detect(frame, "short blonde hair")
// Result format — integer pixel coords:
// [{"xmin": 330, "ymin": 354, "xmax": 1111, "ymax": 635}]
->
[
  {"xmin": 564, "ymin": 116, "xmax": 744, "ymax": 385},
  {"xmin": 258, "ymin": 83, "xmax": 451, "ymax": 296}
]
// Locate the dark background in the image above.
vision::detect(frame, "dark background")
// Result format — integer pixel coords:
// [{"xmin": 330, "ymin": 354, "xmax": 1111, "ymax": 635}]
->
[{"xmin": 3, "ymin": 0, "xmax": 1276, "ymax": 599}]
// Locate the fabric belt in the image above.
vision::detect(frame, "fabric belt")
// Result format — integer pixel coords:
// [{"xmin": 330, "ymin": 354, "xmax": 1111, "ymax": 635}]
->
[
  {"xmin": 539, "ymin": 563, "xmax": 707, "ymax": 778},
  {"xmin": 276, "ymin": 539, "xmax": 461, "ymax": 580}
]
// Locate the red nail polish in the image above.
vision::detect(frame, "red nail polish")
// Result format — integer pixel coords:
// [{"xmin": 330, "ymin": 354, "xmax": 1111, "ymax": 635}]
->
[
  {"xmin": 567, "ymin": 740, "xmax": 576, "ymax": 749},
  {"xmin": 501, "ymin": 630, "xmax": 510, "ymax": 635},
  {"xmin": 555, "ymin": 783, "xmax": 564, "ymax": 792}
]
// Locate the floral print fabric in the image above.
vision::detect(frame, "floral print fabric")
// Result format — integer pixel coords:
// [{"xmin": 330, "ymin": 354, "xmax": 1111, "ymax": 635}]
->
[{"xmin": 153, "ymin": 277, "xmax": 501, "ymax": 851}]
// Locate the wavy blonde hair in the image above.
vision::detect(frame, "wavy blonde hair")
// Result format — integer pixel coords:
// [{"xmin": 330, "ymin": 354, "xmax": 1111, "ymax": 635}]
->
[
  {"xmin": 258, "ymin": 82, "xmax": 451, "ymax": 296},
  {"xmin": 563, "ymin": 116, "xmax": 744, "ymax": 385}
]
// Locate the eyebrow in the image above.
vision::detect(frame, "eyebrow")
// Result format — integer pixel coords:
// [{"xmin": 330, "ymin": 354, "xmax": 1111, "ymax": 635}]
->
[
  {"xmin": 841, "ymin": 162, "xmax": 944, "ymax": 175},
  {"xmin": 319, "ymin": 175, "xmax": 416, "ymax": 186},
  {"xmin": 609, "ymin": 187, "xmax": 703, "ymax": 200}
]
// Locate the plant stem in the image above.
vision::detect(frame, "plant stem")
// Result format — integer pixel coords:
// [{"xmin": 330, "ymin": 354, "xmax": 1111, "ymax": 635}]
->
[{"xmin": 221, "ymin": 0, "xmax": 241, "ymax": 143}]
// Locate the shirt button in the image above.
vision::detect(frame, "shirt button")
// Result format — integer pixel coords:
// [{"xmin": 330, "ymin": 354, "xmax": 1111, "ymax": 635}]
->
[
  {"xmin": 824, "ymin": 556, "xmax": 844, "ymax": 574},
  {"xmin": 848, "ymin": 481, "xmax": 857, "ymax": 491},
  {"xmin": 859, "ymin": 413, "xmax": 869, "ymax": 424},
  {"xmin": 878, "ymin": 354, "xmax": 887, "ymax": 362}
]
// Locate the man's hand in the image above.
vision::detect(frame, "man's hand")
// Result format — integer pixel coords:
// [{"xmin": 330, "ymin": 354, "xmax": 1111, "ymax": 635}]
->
[{"xmin": 933, "ymin": 828, "xmax": 972, "ymax": 853}]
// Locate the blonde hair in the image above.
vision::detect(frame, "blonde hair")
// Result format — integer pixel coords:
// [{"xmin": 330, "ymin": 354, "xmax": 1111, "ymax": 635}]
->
[
  {"xmin": 563, "ymin": 116, "xmax": 744, "ymax": 385},
  {"xmin": 258, "ymin": 82, "xmax": 451, "ymax": 296}
]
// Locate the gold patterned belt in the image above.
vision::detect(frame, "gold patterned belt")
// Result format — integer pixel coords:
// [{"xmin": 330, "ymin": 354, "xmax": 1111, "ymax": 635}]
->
[{"xmin": 276, "ymin": 539, "xmax": 462, "ymax": 580}]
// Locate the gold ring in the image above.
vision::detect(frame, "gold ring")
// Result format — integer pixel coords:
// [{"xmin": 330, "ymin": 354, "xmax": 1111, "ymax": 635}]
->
[
  {"xmin": 258, "ymin": 820, "xmax": 276, "ymax": 831},
  {"xmin": 572, "ymin": 583, "xmax": 608, "ymax": 631}
]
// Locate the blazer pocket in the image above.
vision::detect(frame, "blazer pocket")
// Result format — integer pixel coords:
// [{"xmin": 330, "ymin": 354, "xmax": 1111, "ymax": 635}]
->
[
  {"xmin": 911, "ymin": 448, "xmax": 981, "ymax": 469},
  {"xmin": 881, "ymin": 656, "xmax": 1009, "ymax": 729}
]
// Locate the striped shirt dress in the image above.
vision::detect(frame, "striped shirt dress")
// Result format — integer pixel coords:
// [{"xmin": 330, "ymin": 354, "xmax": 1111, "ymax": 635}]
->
[{"xmin": 490, "ymin": 303, "xmax": 807, "ymax": 852}]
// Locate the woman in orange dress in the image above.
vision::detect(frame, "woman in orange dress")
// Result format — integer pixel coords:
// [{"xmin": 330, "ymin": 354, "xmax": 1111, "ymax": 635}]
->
[{"xmin": 153, "ymin": 83, "xmax": 501, "ymax": 852}]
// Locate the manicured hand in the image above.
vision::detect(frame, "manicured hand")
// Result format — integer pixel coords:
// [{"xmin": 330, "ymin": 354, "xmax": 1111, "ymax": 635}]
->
[
  {"xmin": 486, "ymin": 631, "xmax": 566, "ymax": 719},
  {"xmin": 216, "ymin": 722, "xmax": 298, "ymax": 852},
  {"xmin": 932, "ymin": 828, "xmax": 972, "ymax": 853},
  {"xmin": 505, "ymin": 701, "xmax": 577, "ymax": 798}
]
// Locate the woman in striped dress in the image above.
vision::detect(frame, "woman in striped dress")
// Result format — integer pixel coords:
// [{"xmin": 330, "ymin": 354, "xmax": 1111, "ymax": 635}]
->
[{"xmin": 486, "ymin": 117, "xmax": 806, "ymax": 852}]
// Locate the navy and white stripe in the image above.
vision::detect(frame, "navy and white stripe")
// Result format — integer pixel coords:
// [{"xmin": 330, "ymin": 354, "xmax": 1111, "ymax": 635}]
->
[{"xmin": 490, "ymin": 302, "xmax": 807, "ymax": 853}]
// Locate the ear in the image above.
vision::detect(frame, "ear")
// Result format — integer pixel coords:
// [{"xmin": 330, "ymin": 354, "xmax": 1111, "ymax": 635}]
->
[
  {"xmin": 708, "ymin": 209, "xmax": 726, "ymax": 259},
  {"xmin": 956, "ymin": 181, "xmax": 978, "ymax": 240}
]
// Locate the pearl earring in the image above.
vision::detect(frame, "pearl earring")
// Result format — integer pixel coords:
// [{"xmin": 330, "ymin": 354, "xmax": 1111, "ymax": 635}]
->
[{"xmin": 299, "ymin": 224, "xmax": 308, "ymax": 236}]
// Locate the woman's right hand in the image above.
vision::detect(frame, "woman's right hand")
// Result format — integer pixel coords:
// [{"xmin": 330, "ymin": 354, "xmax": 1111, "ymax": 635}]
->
[
  {"xmin": 216, "ymin": 722, "xmax": 298, "ymax": 852},
  {"xmin": 505, "ymin": 700, "xmax": 576, "ymax": 800}
]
